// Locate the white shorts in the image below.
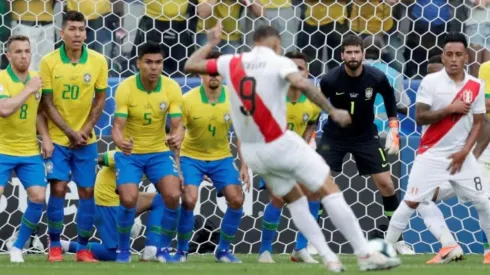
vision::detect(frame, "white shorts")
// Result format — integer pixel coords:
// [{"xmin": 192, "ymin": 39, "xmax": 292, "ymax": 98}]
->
[
  {"xmin": 241, "ymin": 130, "xmax": 329, "ymax": 197},
  {"xmin": 437, "ymin": 157, "xmax": 490, "ymax": 201},
  {"xmin": 405, "ymin": 151, "xmax": 487, "ymax": 203}
]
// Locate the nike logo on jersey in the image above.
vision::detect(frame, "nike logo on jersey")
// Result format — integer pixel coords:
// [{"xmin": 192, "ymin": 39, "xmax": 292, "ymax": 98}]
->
[
  {"xmin": 336, "ymin": 92, "xmax": 344, "ymax": 95},
  {"xmin": 382, "ymin": 163, "xmax": 389, "ymax": 168},
  {"xmin": 193, "ymin": 117, "xmax": 202, "ymax": 120},
  {"xmin": 54, "ymin": 76, "xmax": 63, "ymax": 79},
  {"xmin": 129, "ymin": 104, "xmax": 138, "ymax": 108}
]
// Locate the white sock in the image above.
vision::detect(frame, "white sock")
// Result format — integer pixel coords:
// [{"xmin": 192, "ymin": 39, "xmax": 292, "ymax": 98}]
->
[
  {"xmin": 385, "ymin": 201, "xmax": 415, "ymax": 244},
  {"xmin": 321, "ymin": 192, "xmax": 371, "ymax": 256},
  {"xmin": 418, "ymin": 201, "xmax": 457, "ymax": 247},
  {"xmin": 287, "ymin": 196, "xmax": 339, "ymax": 264},
  {"xmin": 60, "ymin": 240, "xmax": 70, "ymax": 253},
  {"xmin": 472, "ymin": 197, "xmax": 490, "ymax": 246}
]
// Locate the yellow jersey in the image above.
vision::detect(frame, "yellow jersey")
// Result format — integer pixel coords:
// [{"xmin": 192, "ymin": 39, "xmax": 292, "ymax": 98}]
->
[
  {"xmin": 350, "ymin": 0, "xmax": 393, "ymax": 34},
  {"xmin": 181, "ymin": 86, "xmax": 233, "ymax": 161},
  {"xmin": 67, "ymin": 0, "xmax": 111, "ymax": 20},
  {"xmin": 304, "ymin": 0, "xmax": 346, "ymax": 26},
  {"xmin": 197, "ymin": 0, "xmax": 243, "ymax": 41},
  {"xmin": 0, "ymin": 66, "xmax": 41, "ymax": 156},
  {"xmin": 144, "ymin": 0, "xmax": 189, "ymax": 21},
  {"xmin": 286, "ymin": 94, "xmax": 321, "ymax": 136},
  {"xmin": 479, "ymin": 61, "xmax": 490, "ymax": 116},
  {"xmin": 259, "ymin": 0, "xmax": 291, "ymax": 9},
  {"xmin": 40, "ymin": 45, "xmax": 108, "ymax": 147},
  {"xmin": 12, "ymin": 0, "xmax": 54, "ymax": 22},
  {"xmin": 94, "ymin": 151, "xmax": 119, "ymax": 206},
  {"xmin": 114, "ymin": 74, "xmax": 183, "ymax": 154}
]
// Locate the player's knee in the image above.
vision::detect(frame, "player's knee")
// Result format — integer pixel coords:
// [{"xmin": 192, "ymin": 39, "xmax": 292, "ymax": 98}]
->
[
  {"xmin": 182, "ymin": 192, "xmax": 198, "ymax": 210},
  {"xmin": 227, "ymin": 192, "xmax": 244, "ymax": 209},
  {"xmin": 270, "ymin": 196, "xmax": 285, "ymax": 208},
  {"xmin": 120, "ymin": 192, "xmax": 138, "ymax": 208},
  {"xmin": 28, "ymin": 190, "xmax": 45, "ymax": 204},
  {"xmin": 50, "ymin": 182, "xmax": 68, "ymax": 197},
  {"xmin": 78, "ymin": 187, "xmax": 94, "ymax": 199},
  {"xmin": 163, "ymin": 190, "xmax": 181, "ymax": 209},
  {"xmin": 374, "ymin": 177, "xmax": 395, "ymax": 195}
]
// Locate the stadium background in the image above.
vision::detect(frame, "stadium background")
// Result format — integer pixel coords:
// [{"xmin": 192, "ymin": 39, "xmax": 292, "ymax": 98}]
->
[{"xmin": 0, "ymin": 0, "xmax": 487, "ymax": 255}]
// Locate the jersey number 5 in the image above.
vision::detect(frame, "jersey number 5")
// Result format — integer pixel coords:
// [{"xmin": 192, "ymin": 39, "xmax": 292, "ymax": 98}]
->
[{"xmin": 239, "ymin": 77, "xmax": 257, "ymax": 116}]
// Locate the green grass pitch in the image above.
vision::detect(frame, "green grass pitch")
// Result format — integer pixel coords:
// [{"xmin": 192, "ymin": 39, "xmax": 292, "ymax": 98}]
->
[{"xmin": 0, "ymin": 254, "xmax": 487, "ymax": 275}]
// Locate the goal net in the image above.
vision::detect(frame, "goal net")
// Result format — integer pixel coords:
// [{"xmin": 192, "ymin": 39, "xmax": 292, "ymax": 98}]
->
[{"xmin": 0, "ymin": 0, "xmax": 486, "ymax": 255}]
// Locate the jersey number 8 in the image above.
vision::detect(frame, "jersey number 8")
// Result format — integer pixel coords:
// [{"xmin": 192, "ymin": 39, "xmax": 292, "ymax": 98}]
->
[{"xmin": 239, "ymin": 77, "xmax": 257, "ymax": 116}]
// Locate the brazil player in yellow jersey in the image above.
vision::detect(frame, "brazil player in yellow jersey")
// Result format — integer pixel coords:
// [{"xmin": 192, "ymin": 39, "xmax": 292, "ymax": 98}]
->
[
  {"xmin": 173, "ymin": 51, "xmax": 250, "ymax": 263},
  {"xmin": 257, "ymin": 51, "xmax": 323, "ymax": 264},
  {"xmin": 39, "ymin": 11, "xmax": 108, "ymax": 262},
  {"xmin": 61, "ymin": 150, "xmax": 165, "ymax": 262},
  {"xmin": 112, "ymin": 41, "xmax": 184, "ymax": 263},
  {"xmin": 0, "ymin": 35, "xmax": 52, "ymax": 263}
]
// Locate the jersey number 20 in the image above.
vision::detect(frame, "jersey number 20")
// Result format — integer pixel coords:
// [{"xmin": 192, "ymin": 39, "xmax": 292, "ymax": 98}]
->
[{"xmin": 239, "ymin": 77, "xmax": 257, "ymax": 116}]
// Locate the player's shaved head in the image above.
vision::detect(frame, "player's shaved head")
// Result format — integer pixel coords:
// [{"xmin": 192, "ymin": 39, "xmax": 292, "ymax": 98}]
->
[
  {"xmin": 253, "ymin": 25, "xmax": 282, "ymax": 55},
  {"xmin": 6, "ymin": 35, "xmax": 31, "ymax": 73}
]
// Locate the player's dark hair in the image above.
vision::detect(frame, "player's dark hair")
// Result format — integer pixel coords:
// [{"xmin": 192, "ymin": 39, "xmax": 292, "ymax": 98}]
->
[
  {"xmin": 62, "ymin": 10, "xmax": 86, "ymax": 28},
  {"xmin": 253, "ymin": 25, "xmax": 280, "ymax": 42},
  {"xmin": 428, "ymin": 55, "xmax": 442, "ymax": 64},
  {"xmin": 443, "ymin": 32, "xmax": 468, "ymax": 49},
  {"xmin": 138, "ymin": 41, "xmax": 165, "ymax": 59},
  {"xmin": 206, "ymin": 51, "xmax": 222, "ymax": 60},
  {"xmin": 341, "ymin": 34, "xmax": 364, "ymax": 52},
  {"xmin": 285, "ymin": 51, "xmax": 308, "ymax": 63},
  {"xmin": 6, "ymin": 35, "xmax": 30, "ymax": 51}
]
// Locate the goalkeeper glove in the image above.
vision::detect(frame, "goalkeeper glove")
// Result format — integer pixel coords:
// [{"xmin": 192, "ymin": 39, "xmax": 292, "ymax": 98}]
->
[{"xmin": 385, "ymin": 120, "xmax": 400, "ymax": 155}]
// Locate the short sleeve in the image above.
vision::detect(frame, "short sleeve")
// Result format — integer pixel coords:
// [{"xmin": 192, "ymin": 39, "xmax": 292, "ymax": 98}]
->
[
  {"xmin": 39, "ymin": 57, "xmax": 52, "ymax": 94},
  {"xmin": 279, "ymin": 57, "xmax": 299, "ymax": 79},
  {"xmin": 95, "ymin": 57, "xmax": 109, "ymax": 93},
  {"xmin": 168, "ymin": 82, "xmax": 183, "ymax": 118},
  {"xmin": 478, "ymin": 62, "xmax": 490, "ymax": 98},
  {"xmin": 0, "ymin": 78, "xmax": 10, "ymax": 99},
  {"xmin": 103, "ymin": 151, "xmax": 116, "ymax": 168},
  {"xmin": 310, "ymin": 104, "xmax": 321, "ymax": 122},
  {"xmin": 181, "ymin": 95, "xmax": 190, "ymax": 126},
  {"xmin": 473, "ymin": 81, "xmax": 486, "ymax": 114},
  {"xmin": 217, "ymin": 54, "xmax": 233, "ymax": 76},
  {"xmin": 114, "ymin": 83, "xmax": 129, "ymax": 118},
  {"xmin": 415, "ymin": 78, "xmax": 432, "ymax": 106}
]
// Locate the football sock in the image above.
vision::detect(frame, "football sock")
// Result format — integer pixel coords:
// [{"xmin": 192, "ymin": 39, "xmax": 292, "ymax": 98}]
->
[
  {"xmin": 483, "ymin": 231, "xmax": 490, "ymax": 254},
  {"xmin": 418, "ymin": 201, "xmax": 457, "ymax": 247},
  {"xmin": 287, "ymin": 197, "xmax": 338, "ymax": 263},
  {"xmin": 471, "ymin": 197, "xmax": 490, "ymax": 252},
  {"xmin": 321, "ymin": 193, "xmax": 371, "ymax": 256},
  {"xmin": 383, "ymin": 194, "xmax": 399, "ymax": 221},
  {"xmin": 218, "ymin": 207, "xmax": 243, "ymax": 251},
  {"xmin": 117, "ymin": 205, "xmax": 136, "ymax": 251},
  {"xmin": 87, "ymin": 242, "xmax": 117, "ymax": 261},
  {"xmin": 145, "ymin": 195, "xmax": 164, "ymax": 247},
  {"xmin": 177, "ymin": 209, "xmax": 194, "ymax": 252},
  {"xmin": 77, "ymin": 198, "xmax": 95, "ymax": 251},
  {"xmin": 385, "ymin": 201, "xmax": 414, "ymax": 245},
  {"xmin": 13, "ymin": 200, "xmax": 44, "ymax": 250},
  {"xmin": 47, "ymin": 195, "xmax": 65, "ymax": 248},
  {"xmin": 63, "ymin": 240, "xmax": 78, "ymax": 253},
  {"xmin": 259, "ymin": 203, "xmax": 282, "ymax": 254},
  {"xmin": 160, "ymin": 203, "xmax": 179, "ymax": 248},
  {"xmin": 295, "ymin": 201, "xmax": 320, "ymax": 251}
]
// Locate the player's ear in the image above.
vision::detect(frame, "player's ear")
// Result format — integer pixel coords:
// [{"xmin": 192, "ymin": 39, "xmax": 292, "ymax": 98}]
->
[{"xmin": 136, "ymin": 58, "xmax": 141, "ymax": 70}]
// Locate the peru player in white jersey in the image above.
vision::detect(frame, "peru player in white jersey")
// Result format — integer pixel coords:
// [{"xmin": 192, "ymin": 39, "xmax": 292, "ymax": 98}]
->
[
  {"xmin": 184, "ymin": 23, "xmax": 401, "ymax": 272},
  {"xmin": 385, "ymin": 32, "xmax": 490, "ymax": 264}
]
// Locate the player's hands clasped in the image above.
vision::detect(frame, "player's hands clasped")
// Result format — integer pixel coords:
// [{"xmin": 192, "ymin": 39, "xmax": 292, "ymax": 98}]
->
[
  {"xmin": 118, "ymin": 136, "xmax": 134, "ymax": 155},
  {"xmin": 449, "ymin": 99, "xmax": 471, "ymax": 115},
  {"xmin": 67, "ymin": 130, "xmax": 89, "ymax": 149},
  {"xmin": 26, "ymin": 76, "xmax": 42, "ymax": 94},
  {"xmin": 330, "ymin": 109, "xmax": 352, "ymax": 127},
  {"xmin": 447, "ymin": 149, "xmax": 469, "ymax": 175}
]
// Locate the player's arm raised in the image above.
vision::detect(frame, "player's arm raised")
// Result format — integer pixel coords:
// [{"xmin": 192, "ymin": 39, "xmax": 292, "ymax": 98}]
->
[
  {"xmin": 112, "ymin": 85, "xmax": 133, "ymax": 155},
  {"xmin": 81, "ymin": 57, "xmax": 108, "ymax": 138},
  {"xmin": 0, "ymin": 77, "xmax": 41, "ymax": 117},
  {"xmin": 184, "ymin": 23, "xmax": 222, "ymax": 75},
  {"xmin": 286, "ymin": 72, "xmax": 351, "ymax": 127},
  {"xmin": 36, "ymin": 104, "xmax": 54, "ymax": 159}
]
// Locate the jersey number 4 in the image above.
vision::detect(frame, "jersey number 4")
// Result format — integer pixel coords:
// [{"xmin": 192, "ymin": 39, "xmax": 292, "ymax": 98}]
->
[{"xmin": 239, "ymin": 77, "xmax": 257, "ymax": 116}]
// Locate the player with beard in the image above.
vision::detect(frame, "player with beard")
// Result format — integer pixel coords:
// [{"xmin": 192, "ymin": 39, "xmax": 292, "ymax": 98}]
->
[{"xmin": 317, "ymin": 34, "xmax": 414, "ymax": 254}]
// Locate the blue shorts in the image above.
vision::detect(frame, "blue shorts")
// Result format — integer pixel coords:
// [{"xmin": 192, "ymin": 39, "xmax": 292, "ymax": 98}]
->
[
  {"xmin": 94, "ymin": 205, "xmax": 117, "ymax": 249},
  {"xmin": 115, "ymin": 151, "xmax": 178, "ymax": 186},
  {"xmin": 181, "ymin": 156, "xmax": 240, "ymax": 196},
  {"xmin": 45, "ymin": 143, "xmax": 97, "ymax": 188},
  {"xmin": 0, "ymin": 154, "xmax": 47, "ymax": 189}
]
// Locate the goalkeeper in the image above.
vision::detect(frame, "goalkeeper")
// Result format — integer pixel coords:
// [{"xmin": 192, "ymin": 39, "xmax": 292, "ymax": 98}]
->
[{"xmin": 61, "ymin": 151, "xmax": 164, "ymax": 261}]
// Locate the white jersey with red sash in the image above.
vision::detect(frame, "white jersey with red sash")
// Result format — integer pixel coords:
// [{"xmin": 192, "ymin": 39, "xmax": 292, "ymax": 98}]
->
[{"xmin": 416, "ymin": 70, "xmax": 485, "ymax": 156}]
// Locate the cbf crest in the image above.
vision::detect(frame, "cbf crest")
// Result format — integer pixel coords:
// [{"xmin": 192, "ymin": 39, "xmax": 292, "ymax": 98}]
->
[
  {"xmin": 224, "ymin": 113, "xmax": 231, "ymax": 122},
  {"xmin": 160, "ymin": 102, "xmax": 167, "ymax": 111},
  {"xmin": 302, "ymin": 113, "xmax": 310, "ymax": 122},
  {"xmin": 84, "ymin": 73, "xmax": 91, "ymax": 83},
  {"xmin": 365, "ymin": 87, "xmax": 373, "ymax": 100},
  {"xmin": 45, "ymin": 161, "xmax": 53, "ymax": 174},
  {"xmin": 462, "ymin": 89, "xmax": 473, "ymax": 103},
  {"xmin": 35, "ymin": 91, "xmax": 41, "ymax": 101}
]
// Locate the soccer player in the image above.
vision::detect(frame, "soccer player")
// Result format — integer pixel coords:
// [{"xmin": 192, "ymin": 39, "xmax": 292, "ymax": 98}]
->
[
  {"xmin": 384, "ymin": 32, "xmax": 490, "ymax": 264},
  {"xmin": 184, "ymin": 23, "xmax": 400, "ymax": 272},
  {"xmin": 257, "ymin": 51, "xmax": 322, "ymax": 264},
  {"xmin": 317, "ymin": 34, "xmax": 413, "ymax": 255},
  {"xmin": 40, "ymin": 11, "xmax": 108, "ymax": 262},
  {"xmin": 427, "ymin": 55, "xmax": 443, "ymax": 74},
  {"xmin": 112, "ymin": 41, "xmax": 184, "ymax": 263},
  {"xmin": 60, "ymin": 151, "xmax": 164, "ymax": 261},
  {"xmin": 0, "ymin": 35, "xmax": 51, "ymax": 263},
  {"xmin": 173, "ymin": 51, "xmax": 250, "ymax": 263}
]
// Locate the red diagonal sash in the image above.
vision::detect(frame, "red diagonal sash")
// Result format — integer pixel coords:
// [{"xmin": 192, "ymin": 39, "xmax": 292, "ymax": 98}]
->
[{"xmin": 418, "ymin": 79, "xmax": 480, "ymax": 155}]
